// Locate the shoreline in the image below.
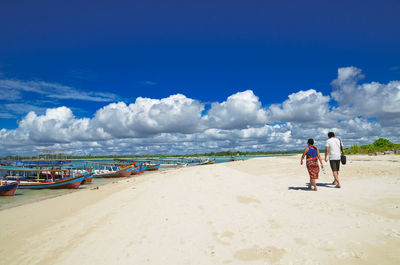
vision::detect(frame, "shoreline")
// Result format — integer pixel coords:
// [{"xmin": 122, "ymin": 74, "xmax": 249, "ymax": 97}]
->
[
  {"xmin": 0, "ymin": 155, "xmax": 290, "ymax": 211},
  {"xmin": 1, "ymin": 155, "xmax": 399, "ymax": 264},
  {"xmin": 0, "ymin": 166, "xmax": 181, "ymax": 211}
]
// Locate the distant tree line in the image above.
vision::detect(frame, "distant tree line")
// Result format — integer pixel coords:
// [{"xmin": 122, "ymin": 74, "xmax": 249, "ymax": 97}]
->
[{"xmin": 345, "ymin": 138, "xmax": 400, "ymax": 154}]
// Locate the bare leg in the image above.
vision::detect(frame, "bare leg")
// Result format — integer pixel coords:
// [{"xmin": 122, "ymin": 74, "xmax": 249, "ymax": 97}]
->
[
  {"xmin": 311, "ymin": 178, "xmax": 317, "ymax": 191},
  {"xmin": 308, "ymin": 178, "xmax": 312, "ymax": 190},
  {"xmin": 333, "ymin": 171, "xmax": 340, "ymax": 188}
]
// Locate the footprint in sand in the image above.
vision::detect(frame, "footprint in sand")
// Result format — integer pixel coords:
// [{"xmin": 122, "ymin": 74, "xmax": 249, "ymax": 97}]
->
[
  {"xmin": 234, "ymin": 245, "xmax": 285, "ymax": 263},
  {"xmin": 236, "ymin": 196, "xmax": 261, "ymax": 204},
  {"xmin": 213, "ymin": 231, "xmax": 235, "ymax": 246},
  {"xmin": 268, "ymin": 219, "xmax": 280, "ymax": 229}
]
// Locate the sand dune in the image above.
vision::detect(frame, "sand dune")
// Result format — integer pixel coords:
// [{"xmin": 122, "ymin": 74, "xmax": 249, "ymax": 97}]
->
[{"xmin": 0, "ymin": 155, "xmax": 399, "ymax": 264}]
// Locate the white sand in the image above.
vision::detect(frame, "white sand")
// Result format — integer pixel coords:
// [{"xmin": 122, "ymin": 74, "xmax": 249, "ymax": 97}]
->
[{"xmin": 0, "ymin": 155, "xmax": 399, "ymax": 265}]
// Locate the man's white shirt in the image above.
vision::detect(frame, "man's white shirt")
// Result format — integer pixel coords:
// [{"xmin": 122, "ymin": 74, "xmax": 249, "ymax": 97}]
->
[{"xmin": 326, "ymin": 137, "xmax": 342, "ymax": 160}]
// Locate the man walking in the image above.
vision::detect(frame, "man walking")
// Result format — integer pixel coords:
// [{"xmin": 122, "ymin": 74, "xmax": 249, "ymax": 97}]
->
[{"xmin": 325, "ymin": 132, "xmax": 344, "ymax": 188}]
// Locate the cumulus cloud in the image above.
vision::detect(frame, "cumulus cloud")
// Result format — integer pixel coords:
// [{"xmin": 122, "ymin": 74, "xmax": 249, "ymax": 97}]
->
[
  {"xmin": 266, "ymin": 89, "xmax": 332, "ymax": 125},
  {"xmin": 203, "ymin": 90, "xmax": 268, "ymax": 129},
  {"xmin": 1, "ymin": 67, "xmax": 400, "ymax": 156},
  {"xmin": 92, "ymin": 94, "xmax": 205, "ymax": 137},
  {"xmin": 331, "ymin": 67, "xmax": 400, "ymax": 125}
]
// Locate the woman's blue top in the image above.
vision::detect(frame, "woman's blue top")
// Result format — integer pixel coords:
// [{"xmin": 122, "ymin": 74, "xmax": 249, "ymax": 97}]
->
[{"xmin": 307, "ymin": 146, "xmax": 318, "ymax": 158}]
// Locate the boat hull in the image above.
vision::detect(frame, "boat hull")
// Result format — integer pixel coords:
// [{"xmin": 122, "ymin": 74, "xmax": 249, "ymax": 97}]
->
[
  {"xmin": 145, "ymin": 164, "xmax": 160, "ymax": 171},
  {"xmin": 18, "ymin": 176, "xmax": 84, "ymax": 189},
  {"xmin": 81, "ymin": 176, "xmax": 93, "ymax": 184},
  {"xmin": 0, "ymin": 182, "xmax": 18, "ymax": 196},
  {"xmin": 93, "ymin": 166, "xmax": 135, "ymax": 178}
]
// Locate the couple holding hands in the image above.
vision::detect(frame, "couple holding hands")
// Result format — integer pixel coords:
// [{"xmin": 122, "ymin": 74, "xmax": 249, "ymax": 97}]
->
[{"xmin": 300, "ymin": 132, "xmax": 344, "ymax": 191}]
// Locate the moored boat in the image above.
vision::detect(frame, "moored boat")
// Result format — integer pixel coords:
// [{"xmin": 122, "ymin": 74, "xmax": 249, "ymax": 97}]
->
[
  {"xmin": 93, "ymin": 165, "xmax": 136, "ymax": 178},
  {"xmin": 144, "ymin": 163, "xmax": 160, "ymax": 171},
  {"xmin": 81, "ymin": 175, "xmax": 93, "ymax": 184},
  {"xmin": 0, "ymin": 181, "xmax": 18, "ymax": 196},
  {"xmin": 0, "ymin": 166, "xmax": 87, "ymax": 189},
  {"xmin": 197, "ymin": 159, "xmax": 216, "ymax": 165},
  {"xmin": 132, "ymin": 164, "xmax": 147, "ymax": 175},
  {"xmin": 17, "ymin": 175, "xmax": 85, "ymax": 189},
  {"xmin": 71, "ymin": 168, "xmax": 93, "ymax": 185}
]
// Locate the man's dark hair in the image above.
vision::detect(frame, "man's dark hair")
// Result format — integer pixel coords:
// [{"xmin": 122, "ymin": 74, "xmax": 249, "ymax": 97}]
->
[
  {"xmin": 328, "ymin": 132, "xmax": 335, "ymax": 138},
  {"xmin": 307, "ymin": 138, "xmax": 314, "ymax": 145}
]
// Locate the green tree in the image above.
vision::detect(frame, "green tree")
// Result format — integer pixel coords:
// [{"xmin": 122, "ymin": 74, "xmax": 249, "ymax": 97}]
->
[{"xmin": 373, "ymin": 138, "xmax": 394, "ymax": 148}]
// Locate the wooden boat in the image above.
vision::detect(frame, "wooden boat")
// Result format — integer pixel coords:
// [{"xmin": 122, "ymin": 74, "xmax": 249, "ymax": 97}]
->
[
  {"xmin": 81, "ymin": 175, "xmax": 93, "ymax": 184},
  {"xmin": 159, "ymin": 162, "xmax": 188, "ymax": 167},
  {"xmin": 80, "ymin": 168, "xmax": 94, "ymax": 184},
  {"xmin": 144, "ymin": 163, "xmax": 160, "ymax": 171},
  {"xmin": 0, "ymin": 181, "xmax": 18, "ymax": 196},
  {"xmin": 0, "ymin": 166, "xmax": 87, "ymax": 189},
  {"xmin": 17, "ymin": 175, "xmax": 85, "ymax": 189},
  {"xmin": 132, "ymin": 164, "xmax": 147, "ymax": 175},
  {"xmin": 93, "ymin": 165, "xmax": 136, "ymax": 178},
  {"xmin": 198, "ymin": 159, "xmax": 216, "ymax": 165}
]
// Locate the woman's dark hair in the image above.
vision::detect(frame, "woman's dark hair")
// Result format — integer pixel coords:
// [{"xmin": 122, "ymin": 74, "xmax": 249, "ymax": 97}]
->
[
  {"xmin": 328, "ymin": 132, "xmax": 335, "ymax": 138},
  {"xmin": 307, "ymin": 138, "xmax": 314, "ymax": 145}
]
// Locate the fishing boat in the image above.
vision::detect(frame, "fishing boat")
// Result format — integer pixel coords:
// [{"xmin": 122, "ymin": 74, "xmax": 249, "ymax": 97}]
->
[
  {"xmin": 159, "ymin": 162, "xmax": 188, "ymax": 167},
  {"xmin": 144, "ymin": 163, "xmax": 160, "ymax": 171},
  {"xmin": 81, "ymin": 174, "xmax": 93, "ymax": 184},
  {"xmin": 79, "ymin": 168, "xmax": 93, "ymax": 184},
  {"xmin": 0, "ymin": 166, "xmax": 87, "ymax": 189},
  {"xmin": 0, "ymin": 181, "xmax": 18, "ymax": 196},
  {"xmin": 93, "ymin": 165, "xmax": 136, "ymax": 178},
  {"xmin": 197, "ymin": 159, "xmax": 216, "ymax": 165},
  {"xmin": 131, "ymin": 164, "xmax": 145, "ymax": 175}
]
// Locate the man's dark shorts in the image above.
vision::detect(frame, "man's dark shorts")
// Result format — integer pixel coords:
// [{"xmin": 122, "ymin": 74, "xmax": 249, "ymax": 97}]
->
[{"xmin": 330, "ymin": 160, "xmax": 340, "ymax": 171}]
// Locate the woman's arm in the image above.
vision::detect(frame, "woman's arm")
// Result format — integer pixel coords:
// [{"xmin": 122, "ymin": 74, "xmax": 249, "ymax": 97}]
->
[{"xmin": 300, "ymin": 147, "xmax": 308, "ymax": 165}]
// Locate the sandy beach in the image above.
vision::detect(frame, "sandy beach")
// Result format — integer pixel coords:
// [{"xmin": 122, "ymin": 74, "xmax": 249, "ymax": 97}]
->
[{"xmin": 0, "ymin": 155, "xmax": 399, "ymax": 265}]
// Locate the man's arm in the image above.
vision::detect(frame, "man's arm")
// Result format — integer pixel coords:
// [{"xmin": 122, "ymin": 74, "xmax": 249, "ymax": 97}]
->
[{"xmin": 325, "ymin": 146, "xmax": 329, "ymax": 162}]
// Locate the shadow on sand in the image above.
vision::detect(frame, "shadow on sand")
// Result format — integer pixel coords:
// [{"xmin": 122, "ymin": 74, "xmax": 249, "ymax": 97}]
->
[{"xmin": 288, "ymin": 182, "xmax": 336, "ymax": 191}]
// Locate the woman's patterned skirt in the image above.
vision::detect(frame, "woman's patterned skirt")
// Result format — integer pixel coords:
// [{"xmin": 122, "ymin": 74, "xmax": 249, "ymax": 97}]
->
[{"xmin": 306, "ymin": 158, "xmax": 320, "ymax": 179}]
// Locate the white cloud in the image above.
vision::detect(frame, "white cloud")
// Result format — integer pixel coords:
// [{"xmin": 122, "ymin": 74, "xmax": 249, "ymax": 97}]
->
[
  {"xmin": 0, "ymin": 86, "xmax": 21, "ymax": 101},
  {"xmin": 0, "ymin": 79, "xmax": 120, "ymax": 102},
  {"xmin": 266, "ymin": 89, "xmax": 332, "ymax": 125},
  {"xmin": 92, "ymin": 94, "xmax": 205, "ymax": 137},
  {"xmin": 1, "ymin": 67, "xmax": 400, "ymax": 156},
  {"xmin": 203, "ymin": 90, "xmax": 268, "ymax": 129},
  {"xmin": 331, "ymin": 67, "xmax": 400, "ymax": 125},
  {"xmin": 4, "ymin": 103, "xmax": 47, "ymax": 115}
]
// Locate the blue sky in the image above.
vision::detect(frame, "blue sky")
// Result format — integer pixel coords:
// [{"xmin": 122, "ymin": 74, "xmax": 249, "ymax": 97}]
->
[{"xmin": 0, "ymin": 0, "xmax": 399, "ymax": 155}]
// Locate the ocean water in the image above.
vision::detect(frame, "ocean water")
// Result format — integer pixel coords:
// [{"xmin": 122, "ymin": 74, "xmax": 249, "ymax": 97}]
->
[{"xmin": 0, "ymin": 155, "xmax": 291, "ymax": 210}]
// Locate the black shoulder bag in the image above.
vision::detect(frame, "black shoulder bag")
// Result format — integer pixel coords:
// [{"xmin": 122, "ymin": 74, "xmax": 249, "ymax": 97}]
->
[{"xmin": 339, "ymin": 139, "xmax": 346, "ymax": 165}]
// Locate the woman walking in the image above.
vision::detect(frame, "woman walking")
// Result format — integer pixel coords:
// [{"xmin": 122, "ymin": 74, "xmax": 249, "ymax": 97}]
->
[{"xmin": 300, "ymin": 139, "xmax": 324, "ymax": 191}]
